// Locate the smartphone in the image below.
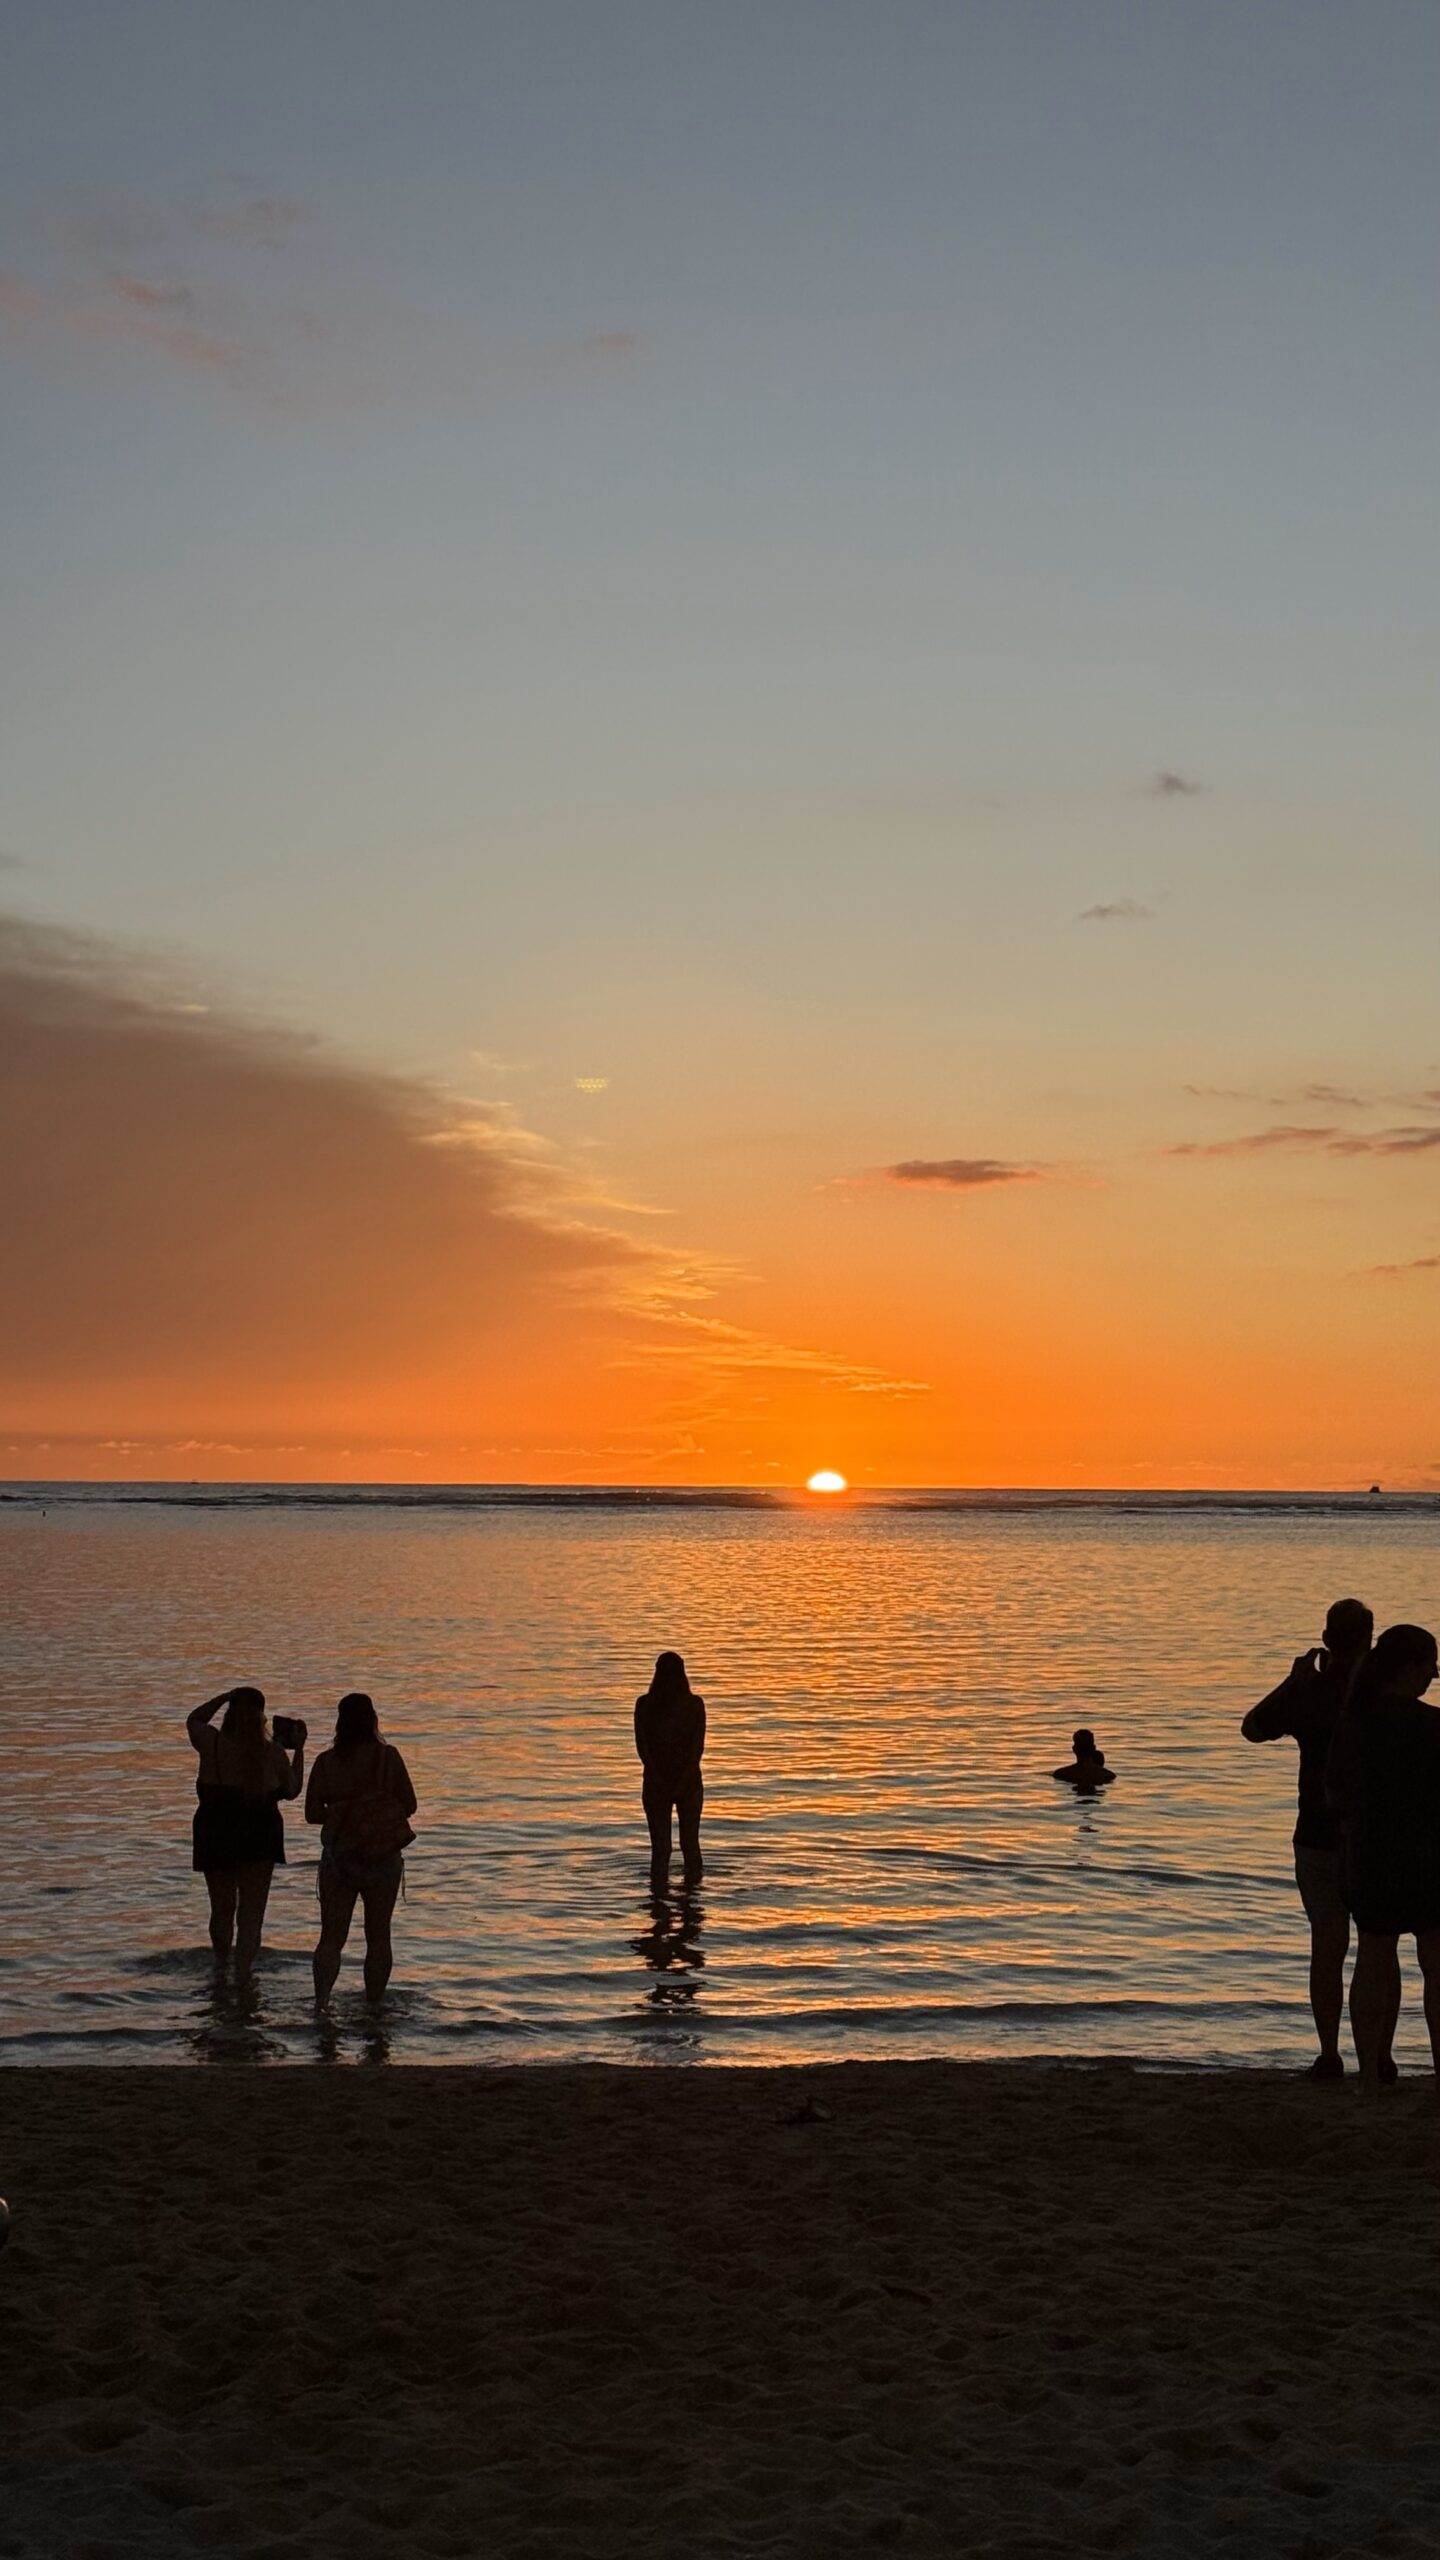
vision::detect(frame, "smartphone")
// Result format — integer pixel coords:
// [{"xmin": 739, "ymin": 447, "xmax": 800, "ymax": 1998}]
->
[{"xmin": 272, "ymin": 1715, "xmax": 307, "ymax": 1749}]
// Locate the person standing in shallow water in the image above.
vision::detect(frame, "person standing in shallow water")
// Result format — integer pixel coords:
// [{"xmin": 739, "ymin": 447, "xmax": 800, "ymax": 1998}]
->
[
  {"xmin": 187, "ymin": 1685, "xmax": 304, "ymax": 1981},
  {"xmin": 1326, "ymin": 1624, "xmax": 1440, "ymax": 2093},
  {"xmin": 1241, "ymin": 1596, "xmax": 1373, "ymax": 2078},
  {"xmin": 306, "ymin": 1693, "xmax": 417, "ymax": 2005},
  {"xmin": 635, "ymin": 1651, "xmax": 706, "ymax": 1896}
]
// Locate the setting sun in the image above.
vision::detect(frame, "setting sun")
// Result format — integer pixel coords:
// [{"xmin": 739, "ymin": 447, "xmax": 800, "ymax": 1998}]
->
[{"xmin": 806, "ymin": 1471, "xmax": 848, "ymax": 1494}]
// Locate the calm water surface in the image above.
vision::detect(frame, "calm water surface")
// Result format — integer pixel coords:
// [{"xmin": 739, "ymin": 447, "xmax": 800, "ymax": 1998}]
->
[{"xmin": 2, "ymin": 1488, "xmax": 1437, "ymax": 2068}]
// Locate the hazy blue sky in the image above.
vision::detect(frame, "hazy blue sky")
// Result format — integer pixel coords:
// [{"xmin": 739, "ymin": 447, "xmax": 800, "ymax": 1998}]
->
[{"xmin": 3, "ymin": 3, "xmax": 1437, "ymax": 1481}]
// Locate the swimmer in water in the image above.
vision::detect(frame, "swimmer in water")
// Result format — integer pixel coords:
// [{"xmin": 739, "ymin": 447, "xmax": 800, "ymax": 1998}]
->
[{"xmin": 1053, "ymin": 1729, "xmax": 1114, "ymax": 1789}]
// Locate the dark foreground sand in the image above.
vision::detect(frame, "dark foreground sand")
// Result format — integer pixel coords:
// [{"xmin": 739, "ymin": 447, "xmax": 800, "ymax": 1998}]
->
[{"xmin": 1, "ymin": 2062, "xmax": 1437, "ymax": 2559}]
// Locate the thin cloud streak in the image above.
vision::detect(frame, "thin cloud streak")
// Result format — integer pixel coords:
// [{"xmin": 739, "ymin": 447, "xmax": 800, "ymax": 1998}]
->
[
  {"xmin": 1356, "ymin": 1255, "xmax": 1440, "ymax": 1279},
  {"xmin": 608, "ymin": 1307, "xmax": 927, "ymax": 1399},
  {"xmin": 1, "ymin": 191, "xmax": 642, "ymax": 415},
  {"xmin": 1147, "ymin": 770, "xmax": 1205, "ymax": 798},
  {"xmin": 1171, "ymin": 1124, "xmax": 1440, "ymax": 1160},
  {"xmin": 1078, "ymin": 900, "xmax": 1154, "ymax": 924},
  {"xmin": 61, "ymin": 192, "xmax": 315, "ymax": 256},
  {"xmin": 880, "ymin": 1157, "xmax": 1049, "ymax": 1190}
]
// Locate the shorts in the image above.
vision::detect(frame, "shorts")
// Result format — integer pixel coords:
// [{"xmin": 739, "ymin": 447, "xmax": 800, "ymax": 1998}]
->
[
  {"xmin": 317, "ymin": 1848, "xmax": 405, "ymax": 1930},
  {"xmin": 1294, "ymin": 1844, "xmax": 1348, "ymax": 1932},
  {"xmin": 1347, "ymin": 1863, "xmax": 1440, "ymax": 1940}
]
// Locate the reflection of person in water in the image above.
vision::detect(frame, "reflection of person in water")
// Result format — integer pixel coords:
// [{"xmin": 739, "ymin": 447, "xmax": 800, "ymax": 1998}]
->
[
  {"xmin": 631, "ymin": 1894, "xmax": 706, "ymax": 2014},
  {"xmin": 634, "ymin": 1651, "xmax": 706, "ymax": 1894},
  {"xmin": 1052, "ymin": 1729, "xmax": 1114, "ymax": 1789}
]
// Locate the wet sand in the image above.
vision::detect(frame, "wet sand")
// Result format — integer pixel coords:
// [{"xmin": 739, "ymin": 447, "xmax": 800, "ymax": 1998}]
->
[{"xmin": 1, "ymin": 2061, "xmax": 1437, "ymax": 2558}]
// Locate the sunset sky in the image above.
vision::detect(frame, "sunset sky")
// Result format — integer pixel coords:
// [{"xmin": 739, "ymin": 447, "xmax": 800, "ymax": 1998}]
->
[{"xmin": 3, "ymin": 1, "xmax": 1437, "ymax": 1487}]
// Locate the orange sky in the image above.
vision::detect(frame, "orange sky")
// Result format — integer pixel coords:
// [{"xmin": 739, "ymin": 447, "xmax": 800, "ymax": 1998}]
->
[{"xmin": 3, "ymin": 911, "xmax": 1437, "ymax": 1490}]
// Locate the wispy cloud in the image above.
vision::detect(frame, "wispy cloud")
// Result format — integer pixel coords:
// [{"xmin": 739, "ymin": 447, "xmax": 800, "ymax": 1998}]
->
[
  {"xmin": 609, "ymin": 1306, "xmax": 927, "ymax": 1398},
  {"xmin": 1338, "ymin": 1128, "xmax": 1440, "ymax": 1157},
  {"xmin": 1355, "ymin": 1255, "xmax": 1440, "ymax": 1279},
  {"xmin": 1147, "ymin": 770, "xmax": 1205, "ymax": 798},
  {"xmin": 1, "ymin": 187, "xmax": 641, "ymax": 415},
  {"xmin": 1183, "ymin": 1079, "xmax": 1413, "ymax": 1114},
  {"xmin": 61, "ymin": 193, "xmax": 314, "ymax": 257},
  {"xmin": 0, "ymin": 252, "xmax": 346, "ymax": 412},
  {"xmin": 873, "ymin": 1157, "xmax": 1049, "ymax": 1191},
  {"xmin": 1171, "ymin": 1123, "xmax": 1440, "ymax": 1161},
  {"xmin": 1078, "ymin": 900, "xmax": 1154, "ymax": 925}
]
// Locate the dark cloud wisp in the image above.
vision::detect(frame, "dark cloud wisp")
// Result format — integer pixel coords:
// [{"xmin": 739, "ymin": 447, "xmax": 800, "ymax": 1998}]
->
[
  {"xmin": 880, "ymin": 1158, "xmax": 1048, "ymax": 1190},
  {"xmin": 1170, "ymin": 1124, "xmax": 1440, "ymax": 1161}
]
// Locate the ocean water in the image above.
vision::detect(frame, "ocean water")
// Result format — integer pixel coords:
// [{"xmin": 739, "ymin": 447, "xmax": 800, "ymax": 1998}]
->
[{"xmin": 2, "ymin": 1484, "xmax": 1437, "ymax": 2069}]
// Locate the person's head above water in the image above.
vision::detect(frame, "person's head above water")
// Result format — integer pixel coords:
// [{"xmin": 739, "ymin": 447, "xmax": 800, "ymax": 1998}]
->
[
  {"xmin": 334, "ymin": 1691, "xmax": 380, "ymax": 1750},
  {"xmin": 1071, "ymin": 1729, "xmax": 1098, "ymax": 1758},
  {"xmin": 1323, "ymin": 1597, "xmax": 1374, "ymax": 1663},
  {"xmin": 649, "ymin": 1650, "xmax": 693, "ymax": 1700}
]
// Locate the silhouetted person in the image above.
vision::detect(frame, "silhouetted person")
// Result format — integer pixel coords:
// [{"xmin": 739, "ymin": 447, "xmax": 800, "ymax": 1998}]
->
[
  {"xmin": 306, "ymin": 1693, "xmax": 417, "ymax": 2005},
  {"xmin": 1242, "ymin": 1596, "xmax": 1373, "ymax": 2078},
  {"xmin": 635, "ymin": 1651, "xmax": 706, "ymax": 1894},
  {"xmin": 1052, "ymin": 1728, "xmax": 1114, "ymax": 1789},
  {"xmin": 1326, "ymin": 1623, "xmax": 1440, "ymax": 2093},
  {"xmin": 187, "ymin": 1685, "xmax": 304, "ymax": 1981}
]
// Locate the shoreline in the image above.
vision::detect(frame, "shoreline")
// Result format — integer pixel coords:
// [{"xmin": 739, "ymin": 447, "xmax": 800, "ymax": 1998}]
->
[{"xmin": 4, "ymin": 2059, "xmax": 1437, "ymax": 2556}]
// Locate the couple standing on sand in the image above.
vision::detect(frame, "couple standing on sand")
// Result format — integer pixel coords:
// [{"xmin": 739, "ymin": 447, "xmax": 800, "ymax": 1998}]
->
[
  {"xmin": 187, "ymin": 1687, "xmax": 417, "ymax": 2002},
  {"xmin": 1244, "ymin": 1603, "xmax": 1440, "ymax": 2089}
]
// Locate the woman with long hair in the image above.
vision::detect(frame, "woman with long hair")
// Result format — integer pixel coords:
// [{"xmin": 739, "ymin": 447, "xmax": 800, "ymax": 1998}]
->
[
  {"xmin": 305, "ymin": 1692, "xmax": 417, "ymax": 2004},
  {"xmin": 634, "ymin": 1650, "xmax": 706, "ymax": 1896},
  {"xmin": 186, "ymin": 1685, "xmax": 305, "ymax": 1980},
  {"xmin": 1327, "ymin": 1622, "xmax": 1440, "ymax": 2088}
]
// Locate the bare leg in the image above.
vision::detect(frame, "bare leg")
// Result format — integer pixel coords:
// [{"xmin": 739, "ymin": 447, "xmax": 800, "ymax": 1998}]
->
[
  {"xmin": 643, "ymin": 1786, "xmax": 673, "ymax": 1895},
  {"xmin": 1416, "ymin": 1932, "xmax": 1440, "ymax": 2080},
  {"xmin": 234, "ymin": 1861, "xmax": 275, "ymax": 1981},
  {"xmin": 677, "ymin": 1783, "xmax": 704, "ymax": 1887},
  {"xmin": 1350, "ymin": 1931, "xmax": 1401, "ymax": 2089},
  {"xmin": 1308, "ymin": 1914, "xmax": 1349, "ymax": 2066},
  {"xmin": 359, "ymin": 1860, "xmax": 403, "ymax": 2003},
  {"xmin": 314, "ymin": 1865, "xmax": 358, "ymax": 2004},
  {"xmin": 1380, "ymin": 1961, "xmax": 1402, "ymax": 2080},
  {"xmin": 206, "ymin": 1870, "xmax": 237, "ymax": 1958}
]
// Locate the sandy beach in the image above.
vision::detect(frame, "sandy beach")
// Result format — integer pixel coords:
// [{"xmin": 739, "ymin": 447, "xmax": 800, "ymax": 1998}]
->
[{"xmin": 1, "ymin": 2063, "xmax": 1437, "ymax": 2558}]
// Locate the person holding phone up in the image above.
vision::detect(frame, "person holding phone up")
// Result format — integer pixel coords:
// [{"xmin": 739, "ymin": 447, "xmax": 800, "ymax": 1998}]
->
[
  {"xmin": 186, "ymin": 1685, "xmax": 306, "ymax": 1981},
  {"xmin": 1241, "ymin": 1597, "xmax": 1373, "ymax": 2078}
]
